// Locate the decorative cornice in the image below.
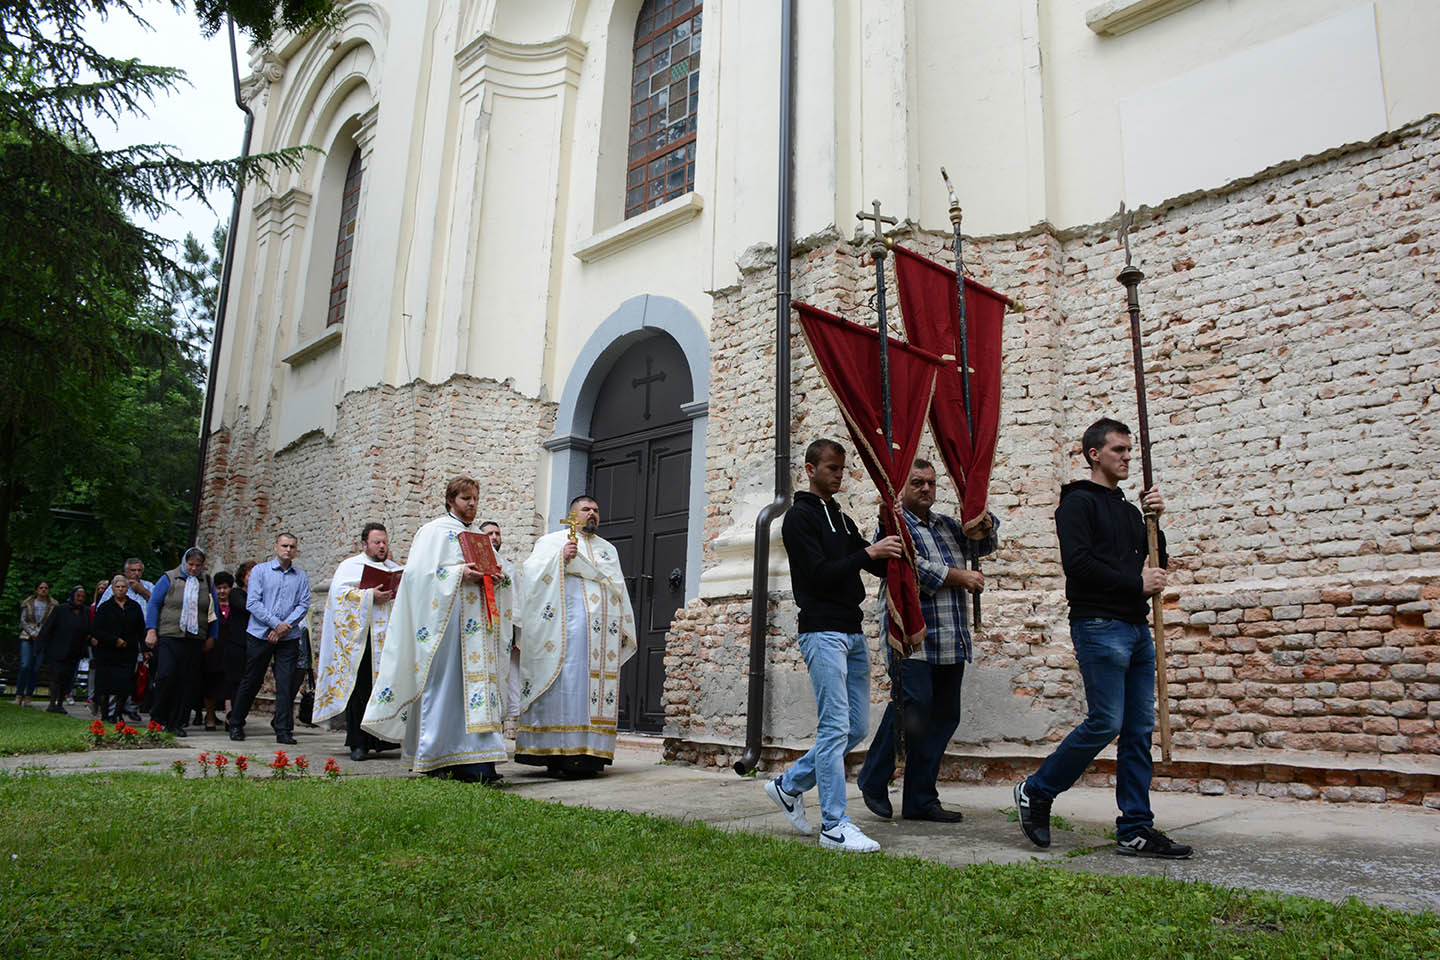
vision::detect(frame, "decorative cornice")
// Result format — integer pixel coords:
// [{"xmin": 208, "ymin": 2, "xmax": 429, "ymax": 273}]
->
[
  {"xmin": 1085, "ymin": 0, "xmax": 1206, "ymax": 37},
  {"xmin": 679, "ymin": 400, "xmax": 709, "ymax": 420},
  {"xmin": 251, "ymin": 187, "xmax": 313, "ymax": 235},
  {"xmin": 573, "ymin": 193, "xmax": 705, "ymax": 263},
  {"xmin": 239, "ymin": 52, "xmax": 286, "ymax": 104},
  {"xmin": 542, "ymin": 433, "xmax": 594, "ymax": 453},
  {"xmin": 455, "ymin": 33, "xmax": 588, "ymax": 97}
]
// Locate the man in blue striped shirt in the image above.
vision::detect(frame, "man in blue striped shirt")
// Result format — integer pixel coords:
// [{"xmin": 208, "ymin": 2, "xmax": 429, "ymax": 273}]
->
[
  {"xmin": 228, "ymin": 533, "xmax": 311, "ymax": 745},
  {"xmin": 858, "ymin": 458, "xmax": 998, "ymax": 822}
]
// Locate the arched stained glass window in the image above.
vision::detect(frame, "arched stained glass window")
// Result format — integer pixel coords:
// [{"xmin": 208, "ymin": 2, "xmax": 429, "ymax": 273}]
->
[
  {"xmin": 326, "ymin": 149, "xmax": 363, "ymax": 326},
  {"xmin": 625, "ymin": 0, "xmax": 702, "ymax": 220}
]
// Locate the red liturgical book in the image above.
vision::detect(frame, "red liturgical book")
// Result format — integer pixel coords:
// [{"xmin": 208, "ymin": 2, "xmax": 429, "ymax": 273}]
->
[
  {"xmin": 456, "ymin": 532, "xmax": 502, "ymax": 577},
  {"xmin": 357, "ymin": 565, "xmax": 404, "ymax": 594}
]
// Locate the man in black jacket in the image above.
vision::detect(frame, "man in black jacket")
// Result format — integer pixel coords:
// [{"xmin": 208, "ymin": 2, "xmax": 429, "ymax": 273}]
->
[
  {"xmin": 1014, "ymin": 417, "xmax": 1192, "ymax": 859},
  {"xmin": 764, "ymin": 438, "xmax": 902, "ymax": 854}
]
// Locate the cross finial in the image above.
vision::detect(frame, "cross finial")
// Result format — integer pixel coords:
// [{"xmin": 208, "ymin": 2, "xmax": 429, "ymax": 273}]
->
[
  {"xmin": 856, "ymin": 199, "xmax": 897, "ymax": 242},
  {"xmin": 1118, "ymin": 201, "xmax": 1134, "ymax": 267}
]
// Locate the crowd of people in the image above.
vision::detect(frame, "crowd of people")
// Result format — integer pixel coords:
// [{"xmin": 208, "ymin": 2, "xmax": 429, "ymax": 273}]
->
[
  {"xmin": 13, "ymin": 554, "xmax": 260, "ymax": 735},
  {"xmin": 11, "ymin": 416, "xmax": 1190, "ymax": 861}
]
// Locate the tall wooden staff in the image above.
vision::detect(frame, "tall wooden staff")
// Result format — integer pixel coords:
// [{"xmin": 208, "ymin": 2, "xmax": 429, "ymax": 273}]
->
[
  {"xmin": 940, "ymin": 167, "xmax": 982, "ymax": 632},
  {"xmin": 1116, "ymin": 204, "xmax": 1172, "ymax": 762},
  {"xmin": 856, "ymin": 199, "xmax": 906, "ymax": 764}
]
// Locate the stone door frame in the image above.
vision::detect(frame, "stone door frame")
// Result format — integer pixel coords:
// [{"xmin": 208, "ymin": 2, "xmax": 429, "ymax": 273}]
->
[{"xmin": 542, "ymin": 294, "xmax": 709, "ymax": 601}]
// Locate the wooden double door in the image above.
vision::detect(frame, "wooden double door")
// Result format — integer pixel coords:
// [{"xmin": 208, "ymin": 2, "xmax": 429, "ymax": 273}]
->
[{"xmin": 584, "ymin": 333, "xmax": 694, "ymax": 733}]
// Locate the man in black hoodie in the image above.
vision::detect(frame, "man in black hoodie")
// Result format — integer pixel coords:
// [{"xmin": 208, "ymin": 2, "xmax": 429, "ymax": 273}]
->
[
  {"xmin": 764, "ymin": 438, "xmax": 902, "ymax": 854},
  {"xmin": 1014, "ymin": 417, "xmax": 1192, "ymax": 859}
]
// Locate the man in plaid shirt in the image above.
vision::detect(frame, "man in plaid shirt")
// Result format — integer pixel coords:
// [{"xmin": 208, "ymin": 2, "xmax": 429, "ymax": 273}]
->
[{"xmin": 857, "ymin": 458, "xmax": 999, "ymax": 822}]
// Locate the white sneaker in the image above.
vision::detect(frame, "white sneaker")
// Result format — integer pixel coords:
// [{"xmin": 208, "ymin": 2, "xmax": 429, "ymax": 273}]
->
[
  {"xmin": 765, "ymin": 777, "xmax": 812, "ymax": 835},
  {"xmin": 819, "ymin": 821, "xmax": 880, "ymax": 853}
]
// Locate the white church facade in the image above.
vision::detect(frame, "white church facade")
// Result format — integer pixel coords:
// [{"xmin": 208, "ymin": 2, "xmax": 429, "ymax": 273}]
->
[{"xmin": 202, "ymin": 0, "xmax": 1440, "ymax": 799}]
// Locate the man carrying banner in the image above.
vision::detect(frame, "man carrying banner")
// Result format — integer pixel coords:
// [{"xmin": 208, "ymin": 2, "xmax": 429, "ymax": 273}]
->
[
  {"xmin": 764, "ymin": 439, "xmax": 903, "ymax": 854},
  {"xmin": 858, "ymin": 459, "xmax": 998, "ymax": 823},
  {"xmin": 314, "ymin": 522, "xmax": 402, "ymax": 762},
  {"xmin": 1014, "ymin": 418, "xmax": 1191, "ymax": 859}
]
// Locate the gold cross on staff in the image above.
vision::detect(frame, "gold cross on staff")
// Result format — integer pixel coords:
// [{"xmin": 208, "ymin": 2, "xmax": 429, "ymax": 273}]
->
[
  {"xmin": 856, "ymin": 198, "xmax": 897, "ymax": 243},
  {"xmin": 564, "ymin": 509, "xmax": 581, "ymax": 543}
]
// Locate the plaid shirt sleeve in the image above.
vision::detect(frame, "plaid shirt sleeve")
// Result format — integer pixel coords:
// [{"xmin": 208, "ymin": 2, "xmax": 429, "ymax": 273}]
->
[{"xmin": 904, "ymin": 509, "xmax": 1000, "ymax": 665}]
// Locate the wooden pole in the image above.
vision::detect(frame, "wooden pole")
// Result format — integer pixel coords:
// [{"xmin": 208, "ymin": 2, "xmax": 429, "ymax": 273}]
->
[{"xmin": 1116, "ymin": 206, "xmax": 1172, "ymax": 763}]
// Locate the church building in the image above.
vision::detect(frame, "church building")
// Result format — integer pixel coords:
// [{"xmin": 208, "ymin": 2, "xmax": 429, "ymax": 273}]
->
[{"xmin": 201, "ymin": 0, "xmax": 1440, "ymax": 802}]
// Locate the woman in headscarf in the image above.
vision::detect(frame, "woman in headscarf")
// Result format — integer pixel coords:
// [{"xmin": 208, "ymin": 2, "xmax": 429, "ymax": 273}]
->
[
  {"xmin": 143, "ymin": 547, "xmax": 217, "ymax": 737},
  {"xmin": 16, "ymin": 580, "xmax": 53, "ymax": 708},
  {"xmin": 38, "ymin": 586, "xmax": 91, "ymax": 714},
  {"xmin": 90, "ymin": 575, "xmax": 145, "ymax": 722}
]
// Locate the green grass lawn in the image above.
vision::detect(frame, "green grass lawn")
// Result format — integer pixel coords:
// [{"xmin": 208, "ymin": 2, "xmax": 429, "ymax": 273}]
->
[
  {"xmin": 0, "ymin": 702, "xmax": 90, "ymax": 755},
  {"xmin": 1, "ymin": 774, "xmax": 1435, "ymax": 959}
]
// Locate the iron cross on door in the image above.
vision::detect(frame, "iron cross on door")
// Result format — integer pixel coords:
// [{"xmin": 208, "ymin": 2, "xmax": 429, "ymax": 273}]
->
[{"xmin": 632, "ymin": 356, "xmax": 667, "ymax": 420}]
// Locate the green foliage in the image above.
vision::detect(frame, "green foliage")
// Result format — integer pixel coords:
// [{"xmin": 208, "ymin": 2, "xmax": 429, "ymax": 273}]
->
[
  {"xmin": 0, "ymin": 774, "xmax": 1436, "ymax": 958},
  {"xmin": 0, "ymin": 703, "xmax": 90, "ymax": 756},
  {"xmin": 0, "ymin": 2, "xmax": 333, "ymax": 604}
]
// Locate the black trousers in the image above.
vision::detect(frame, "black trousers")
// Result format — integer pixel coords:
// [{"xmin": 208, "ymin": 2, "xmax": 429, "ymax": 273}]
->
[
  {"xmin": 47, "ymin": 657, "xmax": 78, "ymax": 705},
  {"xmin": 344, "ymin": 639, "xmax": 393, "ymax": 751},
  {"xmin": 150, "ymin": 636, "xmax": 203, "ymax": 731},
  {"xmin": 228, "ymin": 635, "xmax": 299, "ymax": 735},
  {"xmin": 857, "ymin": 659, "xmax": 966, "ymax": 818}
]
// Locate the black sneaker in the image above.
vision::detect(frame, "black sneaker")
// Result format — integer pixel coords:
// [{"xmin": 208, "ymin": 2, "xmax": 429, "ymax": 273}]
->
[
  {"xmin": 1014, "ymin": 780, "xmax": 1052, "ymax": 848},
  {"xmin": 1116, "ymin": 826, "xmax": 1192, "ymax": 859}
]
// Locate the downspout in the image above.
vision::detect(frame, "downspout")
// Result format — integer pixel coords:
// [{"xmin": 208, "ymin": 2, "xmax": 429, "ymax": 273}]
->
[
  {"xmin": 190, "ymin": 14, "xmax": 254, "ymax": 545},
  {"xmin": 734, "ymin": 0, "xmax": 797, "ymax": 776}
]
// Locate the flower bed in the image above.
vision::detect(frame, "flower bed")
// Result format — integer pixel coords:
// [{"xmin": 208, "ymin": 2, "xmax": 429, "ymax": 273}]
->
[{"xmin": 87, "ymin": 720, "xmax": 175, "ymax": 749}]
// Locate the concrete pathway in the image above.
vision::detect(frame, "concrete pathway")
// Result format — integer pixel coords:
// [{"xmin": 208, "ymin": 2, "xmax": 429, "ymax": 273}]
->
[{"xmin": 6, "ymin": 720, "xmax": 1438, "ymax": 914}]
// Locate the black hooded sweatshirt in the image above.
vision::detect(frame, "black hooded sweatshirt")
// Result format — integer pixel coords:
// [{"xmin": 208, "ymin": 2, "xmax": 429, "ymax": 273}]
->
[
  {"xmin": 1055, "ymin": 479, "xmax": 1168, "ymax": 624},
  {"xmin": 781, "ymin": 491, "xmax": 888, "ymax": 634}
]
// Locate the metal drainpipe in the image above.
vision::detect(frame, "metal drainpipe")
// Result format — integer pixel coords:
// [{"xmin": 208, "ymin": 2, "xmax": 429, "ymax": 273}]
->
[
  {"xmin": 733, "ymin": 0, "xmax": 796, "ymax": 776},
  {"xmin": 190, "ymin": 15, "xmax": 255, "ymax": 546}
]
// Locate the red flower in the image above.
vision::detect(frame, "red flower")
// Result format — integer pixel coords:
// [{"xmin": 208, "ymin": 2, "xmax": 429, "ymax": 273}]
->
[
  {"xmin": 235, "ymin": 755, "xmax": 249, "ymax": 771},
  {"xmin": 89, "ymin": 720, "xmax": 106, "ymax": 736},
  {"xmin": 294, "ymin": 755, "xmax": 310, "ymax": 770},
  {"xmin": 323, "ymin": 757, "xmax": 342, "ymax": 779},
  {"xmin": 147, "ymin": 721, "xmax": 164, "ymax": 733},
  {"xmin": 122, "ymin": 726, "xmax": 137, "ymax": 736},
  {"xmin": 271, "ymin": 750, "xmax": 290, "ymax": 768},
  {"xmin": 213, "ymin": 754, "xmax": 228, "ymax": 768},
  {"xmin": 113, "ymin": 721, "xmax": 125, "ymax": 732},
  {"xmin": 198, "ymin": 752, "xmax": 210, "ymax": 766}
]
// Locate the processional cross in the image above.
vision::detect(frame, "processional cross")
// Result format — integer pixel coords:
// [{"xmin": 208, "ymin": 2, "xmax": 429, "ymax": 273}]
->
[{"xmin": 855, "ymin": 199, "xmax": 898, "ymax": 447}]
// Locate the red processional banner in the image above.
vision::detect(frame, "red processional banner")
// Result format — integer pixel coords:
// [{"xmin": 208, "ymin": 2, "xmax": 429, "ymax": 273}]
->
[
  {"xmin": 793, "ymin": 300, "xmax": 942, "ymax": 655},
  {"xmin": 892, "ymin": 246, "xmax": 1010, "ymax": 537}
]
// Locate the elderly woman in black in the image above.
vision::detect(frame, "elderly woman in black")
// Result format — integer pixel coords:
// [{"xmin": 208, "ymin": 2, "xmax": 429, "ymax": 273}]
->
[
  {"xmin": 91, "ymin": 575, "xmax": 146, "ymax": 723},
  {"xmin": 39, "ymin": 586, "xmax": 91, "ymax": 714}
]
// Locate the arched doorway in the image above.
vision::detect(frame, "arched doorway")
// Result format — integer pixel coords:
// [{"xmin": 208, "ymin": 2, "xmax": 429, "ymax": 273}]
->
[{"xmin": 586, "ymin": 333, "xmax": 692, "ymax": 733}]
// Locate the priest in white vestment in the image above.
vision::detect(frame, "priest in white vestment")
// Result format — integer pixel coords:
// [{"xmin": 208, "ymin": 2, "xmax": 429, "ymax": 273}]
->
[
  {"xmin": 515, "ymin": 495, "xmax": 636, "ymax": 776},
  {"xmin": 362, "ymin": 478, "xmax": 514, "ymax": 783},
  {"xmin": 314, "ymin": 522, "xmax": 402, "ymax": 762}
]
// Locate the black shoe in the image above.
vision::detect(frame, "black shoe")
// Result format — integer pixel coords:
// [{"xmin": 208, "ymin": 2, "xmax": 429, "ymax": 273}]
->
[
  {"xmin": 46, "ymin": 704, "xmax": 65, "ymax": 714},
  {"xmin": 1014, "ymin": 780, "xmax": 1052, "ymax": 848},
  {"xmin": 350, "ymin": 747, "xmax": 368, "ymax": 762},
  {"xmin": 861, "ymin": 787, "xmax": 893, "ymax": 820},
  {"xmin": 1116, "ymin": 826, "xmax": 1193, "ymax": 859},
  {"xmin": 123, "ymin": 708, "xmax": 142, "ymax": 722},
  {"xmin": 275, "ymin": 733, "xmax": 298, "ymax": 745},
  {"xmin": 228, "ymin": 726, "xmax": 246, "ymax": 742},
  {"xmin": 906, "ymin": 805, "xmax": 964, "ymax": 823},
  {"xmin": 169, "ymin": 726, "xmax": 188, "ymax": 739}
]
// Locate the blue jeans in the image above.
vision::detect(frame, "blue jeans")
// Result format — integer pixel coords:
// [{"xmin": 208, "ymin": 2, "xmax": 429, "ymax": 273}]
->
[
  {"xmin": 17, "ymin": 639, "xmax": 39, "ymax": 697},
  {"xmin": 779, "ymin": 631, "xmax": 870, "ymax": 831},
  {"xmin": 858, "ymin": 658, "xmax": 965, "ymax": 817},
  {"xmin": 1026, "ymin": 618, "xmax": 1155, "ymax": 838}
]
